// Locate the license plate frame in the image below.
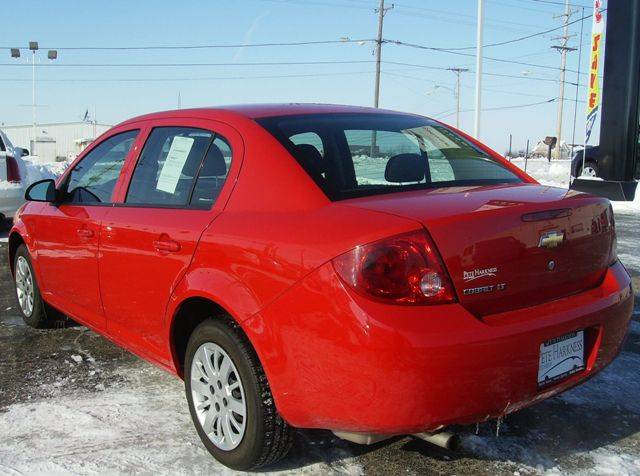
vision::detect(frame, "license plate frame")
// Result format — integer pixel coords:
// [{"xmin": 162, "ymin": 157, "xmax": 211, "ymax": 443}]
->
[{"xmin": 537, "ymin": 330, "xmax": 585, "ymax": 388}]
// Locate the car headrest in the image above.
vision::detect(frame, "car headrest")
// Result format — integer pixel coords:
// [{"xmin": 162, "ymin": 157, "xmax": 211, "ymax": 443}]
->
[
  {"xmin": 384, "ymin": 153, "xmax": 425, "ymax": 183},
  {"xmin": 296, "ymin": 144, "xmax": 324, "ymax": 166},
  {"xmin": 202, "ymin": 143, "xmax": 227, "ymax": 176},
  {"xmin": 294, "ymin": 144, "xmax": 325, "ymax": 177}
]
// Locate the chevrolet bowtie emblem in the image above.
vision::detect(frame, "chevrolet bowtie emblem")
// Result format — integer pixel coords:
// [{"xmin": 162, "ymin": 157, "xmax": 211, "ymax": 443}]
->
[{"xmin": 539, "ymin": 230, "xmax": 565, "ymax": 248}]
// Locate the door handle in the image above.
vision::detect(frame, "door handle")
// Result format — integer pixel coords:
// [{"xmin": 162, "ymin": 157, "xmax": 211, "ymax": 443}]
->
[
  {"xmin": 153, "ymin": 236, "xmax": 181, "ymax": 253},
  {"xmin": 77, "ymin": 228, "xmax": 95, "ymax": 239}
]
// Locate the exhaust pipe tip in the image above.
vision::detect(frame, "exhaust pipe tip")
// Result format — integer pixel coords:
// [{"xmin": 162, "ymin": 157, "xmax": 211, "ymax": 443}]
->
[{"xmin": 413, "ymin": 431, "xmax": 460, "ymax": 451}]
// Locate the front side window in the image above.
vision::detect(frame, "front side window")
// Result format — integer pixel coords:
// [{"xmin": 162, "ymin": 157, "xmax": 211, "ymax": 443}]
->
[
  {"xmin": 65, "ymin": 130, "xmax": 138, "ymax": 204},
  {"xmin": 259, "ymin": 114, "xmax": 521, "ymax": 200},
  {"xmin": 126, "ymin": 127, "xmax": 231, "ymax": 207}
]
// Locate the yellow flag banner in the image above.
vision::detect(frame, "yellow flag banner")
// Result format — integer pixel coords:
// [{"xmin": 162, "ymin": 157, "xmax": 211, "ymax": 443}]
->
[{"xmin": 585, "ymin": 0, "xmax": 605, "ymax": 143}]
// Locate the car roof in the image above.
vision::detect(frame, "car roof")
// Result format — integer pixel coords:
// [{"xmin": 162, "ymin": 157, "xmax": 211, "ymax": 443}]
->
[{"xmin": 118, "ymin": 103, "xmax": 417, "ymax": 126}]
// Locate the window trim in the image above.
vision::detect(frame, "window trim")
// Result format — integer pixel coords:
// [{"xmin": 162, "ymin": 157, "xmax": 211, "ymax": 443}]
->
[
  {"xmin": 58, "ymin": 128, "xmax": 140, "ymax": 207},
  {"xmin": 123, "ymin": 126, "xmax": 230, "ymax": 210}
]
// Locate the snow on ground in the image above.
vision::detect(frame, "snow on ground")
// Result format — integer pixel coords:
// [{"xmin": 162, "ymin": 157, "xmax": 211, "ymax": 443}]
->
[
  {"xmin": 0, "ymin": 364, "xmax": 362, "ymax": 476},
  {"xmin": 509, "ymin": 157, "xmax": 574, "ymax": 189}
]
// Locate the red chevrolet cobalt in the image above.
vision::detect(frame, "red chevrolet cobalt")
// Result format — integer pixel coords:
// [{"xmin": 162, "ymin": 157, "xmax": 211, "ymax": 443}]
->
[{"xmin": 9, "ymin": 104, "xmax": 632, "ymax": 470}]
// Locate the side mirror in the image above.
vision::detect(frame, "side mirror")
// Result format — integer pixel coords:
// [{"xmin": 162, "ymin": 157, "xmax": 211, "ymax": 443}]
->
[
  {"xmin": 15, "ymin": 147, "xmax": 30, "ymax": 157},
  {"xmin": 25, "ymin": 179, "xmax": 57, "ymax": 202}
]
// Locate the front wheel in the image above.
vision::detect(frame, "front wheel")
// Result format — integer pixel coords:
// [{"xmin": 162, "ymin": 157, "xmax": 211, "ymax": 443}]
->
[
  {"xmin": 184, "ymin": 319, "xmax": 293, "ymax": 470},
  {"xmin": 579, "ymin": 160, "xmax": 599, "ymax": 177},
  {"xmin": 14, "ymin": 244, "xmax": 48, "ymax": 328}
]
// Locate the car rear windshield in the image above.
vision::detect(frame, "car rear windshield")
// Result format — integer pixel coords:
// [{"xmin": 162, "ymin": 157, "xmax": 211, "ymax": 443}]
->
[{"xmin": 258, "ymin": 113, "xmax": 522, "ymax": 200}]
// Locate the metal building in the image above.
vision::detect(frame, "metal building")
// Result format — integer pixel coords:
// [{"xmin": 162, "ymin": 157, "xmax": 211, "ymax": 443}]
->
[{"xmin": 1, "ymin": 121, "xmax": 111, "ymax": 163}]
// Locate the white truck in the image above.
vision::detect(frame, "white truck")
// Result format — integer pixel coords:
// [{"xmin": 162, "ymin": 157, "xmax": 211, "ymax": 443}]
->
[{"xmin": 0, "ymin": 129, "xmax": 28, "ymax": 223}]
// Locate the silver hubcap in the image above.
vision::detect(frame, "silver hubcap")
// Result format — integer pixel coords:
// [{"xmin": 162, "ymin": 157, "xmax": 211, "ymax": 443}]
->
[
  {"xmin": 15, "ymin": 256, "xmax": 35, "ymax": 317},
  {"xmin": 582, "ymin": 166, "xmax": 597, "ymax": 177},
  {"xmin": 190, "ymin": 342, "xmax": 247, "ymax": 451}
]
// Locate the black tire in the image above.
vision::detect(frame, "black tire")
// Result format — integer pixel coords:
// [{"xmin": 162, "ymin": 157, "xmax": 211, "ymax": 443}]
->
[
  {"xmin": 578, "ymin": 159, "xmax": 599, "ymax": 177},
  {"xmin": 184, "ymin": 319, "xmax": 293, "ymax": 471},
  {"xmin": 13, "ymin": 244, "xmax": 48, "ymax": 328}
]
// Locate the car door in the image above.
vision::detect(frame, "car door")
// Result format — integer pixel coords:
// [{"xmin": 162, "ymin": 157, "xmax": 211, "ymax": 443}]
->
[
  {"xmin": 99, "ymin": 119, "xmax": 240, "ymax": 359},
  {"xmin": 33, "ymin": 128, "xmax": 141, "ymax": 330}
]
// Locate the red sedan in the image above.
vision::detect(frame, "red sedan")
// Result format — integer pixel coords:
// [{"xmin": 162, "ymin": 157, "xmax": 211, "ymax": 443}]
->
[{"xmin": 9, "ymin": 104, "xmax": 632, "ymax": 470}]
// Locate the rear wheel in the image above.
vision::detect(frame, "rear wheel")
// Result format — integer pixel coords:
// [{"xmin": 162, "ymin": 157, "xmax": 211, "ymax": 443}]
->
[
  {"xmin": 14, "ymin": 244, "xmax": 47, "ymax": 328},
  {"xmin": 184, "ymin": 319, "xmax": 293, "ymax": 470}
]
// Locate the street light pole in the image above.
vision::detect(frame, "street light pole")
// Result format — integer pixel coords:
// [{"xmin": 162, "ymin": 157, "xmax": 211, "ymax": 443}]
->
[
  {"xmin": 474, "ymin": 0, "xmax": 484, "ymax": 139},
  {"xmin": 29, "ymin": 41, "xmax": 39, "ymax": 155},
  {"xmin": 10, "ymin": 42, "xmax": 58, "ymax": 157}
]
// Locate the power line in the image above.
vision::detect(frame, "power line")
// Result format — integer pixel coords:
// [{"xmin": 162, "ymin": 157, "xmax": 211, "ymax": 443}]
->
[
  {"xmin": 383, "ymin": 60, "xmax": 578, "ymax": 85},
  {"xmin": 438, "ymin": 10, "xmax": 593, "ymax": 50},
  {"xmin": 524, "ymin": 0, "xmax": 590, "ymax": 7},
  {"xmin": 386, "ymin": 40, "xmax": 585, "ymax": 76},
  {"xmin": 0, "ymin": 59, "xmax": 377, "ymax": 67},
  {"xmin": 384, "ymin": 70, "xmax": 558, "ymax": 99},
  {"xmin": 0, "ymin": 70, "xmax": 377, "ymax": 82},
  {"xmin": 1, "ymin": 56, "xmax": 577, "ymax": 87},
  {"xmin": 435, "ymin": 97, "xmax": 557, "ymax": 119},
  {"xmin": 0, "ymin": 38, "xmax": 374, "ymax": 51}
]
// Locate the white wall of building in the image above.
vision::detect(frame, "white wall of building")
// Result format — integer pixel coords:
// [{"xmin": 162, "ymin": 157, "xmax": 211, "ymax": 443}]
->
[{"xmin": 2, "ymin": 122, "xmax": 111, "ymax": 162}]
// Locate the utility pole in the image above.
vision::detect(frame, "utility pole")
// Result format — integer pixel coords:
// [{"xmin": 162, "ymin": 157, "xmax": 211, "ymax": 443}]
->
[
  {"xmin": 551, "ymin": 0, "xmax": 577, "ymax": 159},
  {"xmin": 474, "ymin": 0, "xmax": 484, "ymax": 139},
  {"xmin": 449, "ymin": 67, "xmax": 469, "ymax": 129},
  {"xmin": 570, "ymin": 6, "xmax": 586, "ymax": 162},
  {"xmin": 371, "ymin": 0, "xmax": 393, "ymax": 157},
  {"xmin": 373, "ymin": 0, "xmax": 393, "ymax": 108}
]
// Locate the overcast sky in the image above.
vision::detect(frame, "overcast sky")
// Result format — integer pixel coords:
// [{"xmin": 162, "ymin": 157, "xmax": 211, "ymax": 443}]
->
[{"xmin": 1, "ymin": 0, "xmax": 601, "ymax": 152}]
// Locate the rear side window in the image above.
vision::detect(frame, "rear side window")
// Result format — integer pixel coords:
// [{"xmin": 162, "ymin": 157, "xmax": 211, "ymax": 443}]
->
[
  {"xmin": 190, "ymin": 136, "xmax": 232, "ymax": 207},
  {"xmin": 126, "ymin": 127, "xmax": 232, "ymax": 207},
  {"xmin": 258, "ymin": 114, "xmax": 521, "ymax": 200},
  {"xmin": 65, "ymin": 130, "xmax": 138, "ymax": 204}
]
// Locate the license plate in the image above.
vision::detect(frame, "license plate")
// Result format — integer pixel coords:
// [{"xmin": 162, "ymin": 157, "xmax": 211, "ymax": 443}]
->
[{"xmin": 537, "ymin": 330, "xmax": 585, "ymax": 387}]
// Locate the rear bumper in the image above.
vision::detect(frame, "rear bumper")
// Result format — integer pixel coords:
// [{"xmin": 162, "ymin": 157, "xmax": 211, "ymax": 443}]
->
[{"xmin": 244, "ymin": 260, "xmax": 633, "ymax": 434}]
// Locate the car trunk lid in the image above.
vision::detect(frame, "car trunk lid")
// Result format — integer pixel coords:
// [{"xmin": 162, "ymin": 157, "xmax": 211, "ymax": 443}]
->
[{"xmin": 341, "ymin": 183, "xmax": 615, "ymax": 317}]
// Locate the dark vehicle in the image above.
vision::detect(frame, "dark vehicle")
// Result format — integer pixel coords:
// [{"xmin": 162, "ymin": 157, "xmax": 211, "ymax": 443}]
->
[{"xmin": 572, "ymin": 145, "xmax": 640, "ymax": 178}]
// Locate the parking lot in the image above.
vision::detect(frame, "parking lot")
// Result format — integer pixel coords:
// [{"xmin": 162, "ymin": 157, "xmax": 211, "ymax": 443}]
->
[{"xmin": 0, "ymin": 210, "xmax": 639, "ymax": 475}]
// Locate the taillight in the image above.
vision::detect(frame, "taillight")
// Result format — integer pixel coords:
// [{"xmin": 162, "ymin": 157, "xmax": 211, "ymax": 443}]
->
[
  {"xmin": 6, "ymin": 155, "xmax": 21, "ymax": 183},
  {"xmin": 332, "ymin": 230, "xmax": 456, "ymax": 305}
]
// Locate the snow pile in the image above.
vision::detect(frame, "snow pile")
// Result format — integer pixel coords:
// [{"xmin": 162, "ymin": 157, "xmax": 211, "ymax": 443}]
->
[
  {"xmin": 0, "ymin": 180, "xmax": 21, "ymax": 192},
  {"xmin": 509, "ymin": 157, "xmax": 573, "ymax": 188},
  {"xmin": 18, "ymin": 156, "xmax": 71, "ymax": 187}
]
